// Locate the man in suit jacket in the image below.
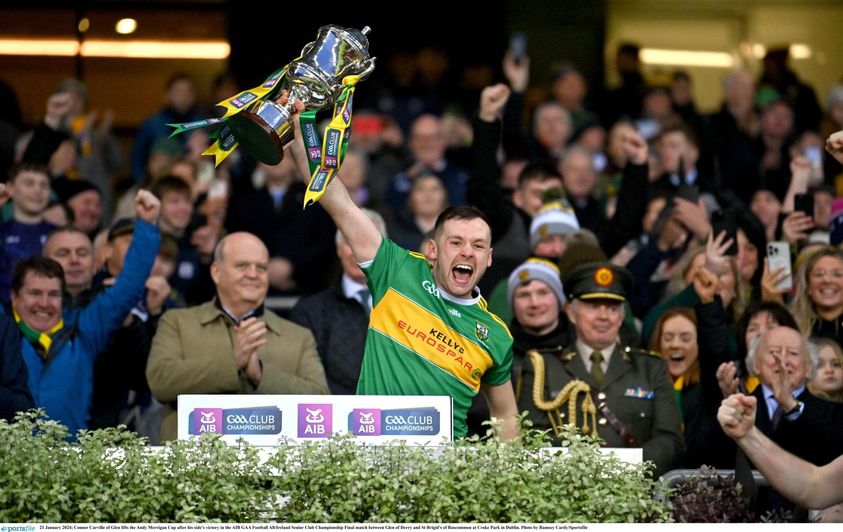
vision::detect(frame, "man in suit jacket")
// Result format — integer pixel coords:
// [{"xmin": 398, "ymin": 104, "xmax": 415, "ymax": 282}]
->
[
  {"xmin": 747, "ymin": 326, "xmax": 843, "ymax": 467},
  {"xmin": 289, "ymin": 209, "xmax": 388, "ymax": 395},
  {"xmin": 518, "ymin": 261, "xmax": 685, "ymax": 477},
  {"xmin": 147, "ymin": 232, "xmax": 330, "ymax": 441}
]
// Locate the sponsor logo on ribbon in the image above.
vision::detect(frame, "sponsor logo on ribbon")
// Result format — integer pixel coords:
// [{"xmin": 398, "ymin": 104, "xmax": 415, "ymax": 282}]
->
[
  {"xmin": 309, "ymin": 169, "xmax": 331, "ymax": 192},
  {"xmin": 263, "ymin": 71, "xmax": 284, "ymax": 89},
  {"xmin": 219, "ymin": 125, "xmax": 237, "ymax": 150},
  {"xmin": 324, "ymin": 129, "xmax": 341, "ymax": 168},
  {"xmin": 230, "ymin": 91, "xmax": 258, "ymax": 109},
  {"xmin": 297, "ymin": 403, "xmax": 332, "ymax": 438},
  {"xmin": 303, "ymin": 122, "xmax": 319, "ymax": 150},
  {"xmin": 188, "ymin": 406, "xmax": 282, "ymax": 435}
]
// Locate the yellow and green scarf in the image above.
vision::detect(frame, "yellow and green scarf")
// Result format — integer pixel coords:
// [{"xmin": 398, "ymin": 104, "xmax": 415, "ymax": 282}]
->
[{"xmin": 13, "ymin": 308, "xmax": 63, "ymax": 356}]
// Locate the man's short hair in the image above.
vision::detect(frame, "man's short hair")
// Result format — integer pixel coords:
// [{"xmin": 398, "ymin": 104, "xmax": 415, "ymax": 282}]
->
[
  {"xmin": 517, "ymin": 162, "xmax": 562, "ymax": 188},
  {"xmin": 12, "ymin": 256, "xmax": 65, "ymax": 294},
  {"xmin": 44, "ymin": 225, "xmax": 94, "ymax": 246},
  {"xmin": 213, "ymin": 238, "xmax": 226, "ymax": 262},
  {"xmin": 761, "ymin": 99, "xmax": 793, "ymax": 117},
  {"xmin": 736, "ymin": 301, "xmax": 798, "ymax": 355},
  {"xmin": 47, "ymin": 224, "xmax": 91, "ymax": 244},
  {"xmin": 151, "ymin": 176, "xmax": 192, "ymax": 200},
  {"xmin": 657, "ymin": 124, "xmax": 699, "ymax": 149},
  {"xmin": 431, "ymin": 205, "xmax": 491, "ymax": 242},
  {"xmin": 532, "ymin": 101, "xmax": 572, "ymax": 133},
  {"xmin": 7, "ymin": 162, "xmax": 49, "ymax": 183},
  {"xmin": 560, "ymin": 145, "xmax": 597, "ymax": 171},
  {"xmin": 746, "ymin": 326, "xmax": 814, "ymax": 381},
  {"xmin": 55, "ymin": 78, "xmax": 89, "ymax": 107}
]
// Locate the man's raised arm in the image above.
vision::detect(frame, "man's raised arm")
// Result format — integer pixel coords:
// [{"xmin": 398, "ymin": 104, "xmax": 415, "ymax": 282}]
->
[{"xmin": 282, "ymin": 97, "xmax": 382, "ymax": 263}]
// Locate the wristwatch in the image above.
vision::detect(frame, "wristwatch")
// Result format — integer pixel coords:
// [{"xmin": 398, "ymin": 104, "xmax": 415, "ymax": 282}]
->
[{"xmin": 784, "ymin": 400, "xmax": 803, "ymax": 416}]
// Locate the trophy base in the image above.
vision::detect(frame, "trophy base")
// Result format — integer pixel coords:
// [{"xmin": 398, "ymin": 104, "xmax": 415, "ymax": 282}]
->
[{"xmin": 227, "ymin": 100, "xmax": 295, "ymax": 165}]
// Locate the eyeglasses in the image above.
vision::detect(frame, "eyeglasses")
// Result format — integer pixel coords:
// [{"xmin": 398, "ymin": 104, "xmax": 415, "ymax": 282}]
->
[{"xmin": 810, "ymin": 269, "xmax": 843, "ymax": 281}]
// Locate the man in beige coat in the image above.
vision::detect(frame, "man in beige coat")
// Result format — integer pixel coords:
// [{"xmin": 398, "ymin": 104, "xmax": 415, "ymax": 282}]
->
[{"xmin": 147, "ymin": 232, "xmax": 329, "ymax": 441}]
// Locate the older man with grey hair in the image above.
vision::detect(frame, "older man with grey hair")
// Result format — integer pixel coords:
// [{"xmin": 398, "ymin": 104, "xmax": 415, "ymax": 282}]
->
[
  {"xmin": 725, "ymin": 326, "xmax": 843, "ymax": 515},
  {"xmin": 741, "ymin": 326, "xmax": 842, "ymax": 467},
  {"xmin": 147, "ymin": 231, "xmax": 330, "ymax": 441}
]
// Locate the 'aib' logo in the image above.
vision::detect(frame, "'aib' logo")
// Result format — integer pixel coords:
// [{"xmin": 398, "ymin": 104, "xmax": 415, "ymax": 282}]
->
[
  {"xmin": 298, "ymin": 403, "xmax": 332, "ymax": 438},
  {"xmin": 349, "ymin": 409, "xmax": 382, "ymax": 436},
  {"xmin": 190, "ymin": 408, "xmax": 223, "ymax": 435}
]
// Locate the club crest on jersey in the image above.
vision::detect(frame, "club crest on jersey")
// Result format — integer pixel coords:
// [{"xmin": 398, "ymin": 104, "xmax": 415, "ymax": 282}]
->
[{"xmin": 475, "ymin": 322, "xmax": 489, "ymax": 342}]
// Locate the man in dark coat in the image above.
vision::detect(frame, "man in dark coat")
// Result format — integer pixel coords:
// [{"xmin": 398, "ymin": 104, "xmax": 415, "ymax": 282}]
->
[
  {"xmin": 740, "ymin": 326, "xmax": 843, "ymax": 516},
  {"xmin": 747, "ymin": 326, "xmax": 843, "ymax": 468},
  {"xmin": 288, "ymin": 209, "xmax": 387, "ymax": 395},
  {"xmin": 0, "ymin": 313, "xmax": 33, "ymax": 421}
]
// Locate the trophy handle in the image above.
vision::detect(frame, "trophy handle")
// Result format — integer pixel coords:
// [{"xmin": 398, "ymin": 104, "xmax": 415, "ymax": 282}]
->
[
  {"xmin": 358, "ymin": 57, "xmax": 377, "ymax": 79},
  {"xmin": 299, "ymin": 41, "xmax": 315, "ymax": 58}
]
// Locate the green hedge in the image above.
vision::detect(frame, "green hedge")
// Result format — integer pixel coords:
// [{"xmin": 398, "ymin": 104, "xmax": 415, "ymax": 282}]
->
[{"xmin": 0, "ymin": 411, "xmax": 670, "ymax": 523}]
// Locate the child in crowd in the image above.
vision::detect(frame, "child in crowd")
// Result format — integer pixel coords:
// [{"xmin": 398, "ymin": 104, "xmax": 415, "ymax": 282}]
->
[{"xmin": 0, "ymin": 164, "xmax": 55, "ymax": 302}]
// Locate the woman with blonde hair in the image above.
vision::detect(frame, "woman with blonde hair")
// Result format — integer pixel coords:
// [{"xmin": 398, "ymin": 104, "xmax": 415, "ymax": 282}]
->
[{"xmin": 790, "ymin": 246, "xmax": 843, "ymax": 346}]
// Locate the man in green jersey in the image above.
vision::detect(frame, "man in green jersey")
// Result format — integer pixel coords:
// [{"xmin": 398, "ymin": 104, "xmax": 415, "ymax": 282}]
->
[{"xmin": 283, "ymin": 90, "xmax": 519, "ymax": 440}]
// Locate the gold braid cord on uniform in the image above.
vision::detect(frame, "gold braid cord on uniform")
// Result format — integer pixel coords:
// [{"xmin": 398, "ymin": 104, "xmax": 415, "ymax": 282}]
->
[{"xmin": 526, "ymin": 350, "xmax": 597, "ymax": 437}]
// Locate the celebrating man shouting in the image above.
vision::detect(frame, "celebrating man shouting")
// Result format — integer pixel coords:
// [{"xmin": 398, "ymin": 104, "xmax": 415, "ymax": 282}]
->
[{"xmin": 284, "ymin": 89, "xmax": 519, "ymax": 439}]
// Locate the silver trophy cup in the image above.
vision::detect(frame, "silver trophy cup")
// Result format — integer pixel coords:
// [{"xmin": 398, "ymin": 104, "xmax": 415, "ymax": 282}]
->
[{"xmin": 227, "ymin": 25, "xmax": 375, "ymax": 165}]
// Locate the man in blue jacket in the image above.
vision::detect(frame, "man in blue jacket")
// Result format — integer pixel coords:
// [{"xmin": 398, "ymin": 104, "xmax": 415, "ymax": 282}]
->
[{"xmin": 10, "ymin": 190, "xmax": 160, "ymax": 437}]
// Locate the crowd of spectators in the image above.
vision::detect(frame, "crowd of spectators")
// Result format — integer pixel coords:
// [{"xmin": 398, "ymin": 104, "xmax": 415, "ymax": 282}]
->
[{"xmin": 1, "ymin": 40, "xmax": 843, "ymax": 519}]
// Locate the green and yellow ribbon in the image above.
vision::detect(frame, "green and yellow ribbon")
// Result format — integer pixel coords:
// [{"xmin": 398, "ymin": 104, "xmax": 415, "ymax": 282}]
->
[
  {"xmin": 168, "ymin": 66, "xmax": 289, "ymax": 167},
  {"xmin": 301, "ymin": 74, "xmax": 359, "ymax": 208}
]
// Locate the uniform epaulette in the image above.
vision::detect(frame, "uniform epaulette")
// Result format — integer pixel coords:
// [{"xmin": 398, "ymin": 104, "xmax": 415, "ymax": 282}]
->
[
  {"xmin": 559, "ymin": 348, "xmax": 577, "ymax": 362},
  {"xmin": 624, "ymin": 346, "xmax": 662, "ymax": 358}
]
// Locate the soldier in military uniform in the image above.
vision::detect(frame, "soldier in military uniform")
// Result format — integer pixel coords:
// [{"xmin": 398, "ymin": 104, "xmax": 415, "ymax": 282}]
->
[{"xmin": 517, "ymin": 261, "xmax": 685, "ymax": 477}]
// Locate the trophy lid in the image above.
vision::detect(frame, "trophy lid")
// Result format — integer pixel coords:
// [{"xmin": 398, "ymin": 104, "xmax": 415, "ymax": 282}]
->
[{"xmin": 320, "ymin": 24, "xmax": 371, "ymax": 54}]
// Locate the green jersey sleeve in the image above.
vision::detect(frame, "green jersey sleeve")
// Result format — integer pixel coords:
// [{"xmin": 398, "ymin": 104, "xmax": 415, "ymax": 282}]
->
[
  {"xmin": 361, "ymin": 238, "xmax": 415, "ymax": 303},
  {"xmin": 482, "ymin": 342, "xmax": 514, "ymax": 386}
]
